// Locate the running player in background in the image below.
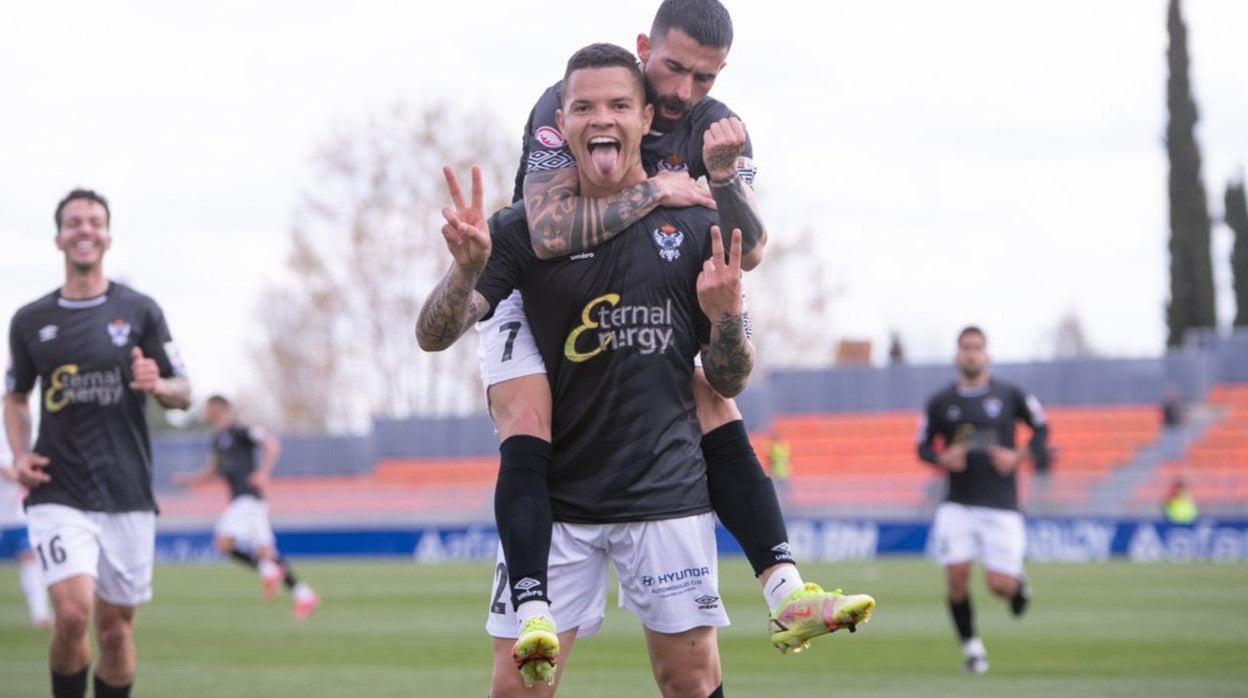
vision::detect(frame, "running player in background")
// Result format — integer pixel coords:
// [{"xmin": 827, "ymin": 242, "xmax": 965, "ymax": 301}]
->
[
  {"xmin": 172, "ymin": 395, "xmax": 319, "ymax": 619},
  {"xmin": 917, "ymin": 325, "xmax": 1050, "ymax": 675},
  {"xmin": 5, "ymin": 188, "xmax": 191, "ymax": 698},
  {"xmin": 479, "ymin": 0, "xmax": 870, "ymax": 674},
  {"xmin": 0, "ymin": 439, "xmax": 53, "ymax": 628}
]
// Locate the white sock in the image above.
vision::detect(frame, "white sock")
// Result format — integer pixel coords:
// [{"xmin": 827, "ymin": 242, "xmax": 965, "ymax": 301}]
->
[
  {"xmin": 962, "ymin": 636, "xmax": 987, "ymax": 659},
  {"xmin": 258, "ymin": 559, "xmax": 280, "ymax": 579},
  {"xmin": 19, "ymin": 557, "xmax": 51, "ymax": 625},
  {"xmin": 515, "ymin": 600, "xmax": 553, "ymax": 631},
  {"xmin": 763, "ymin": 564, "xmax": 805, "ymax": 613},
  {"xmin": 293, "ymin": 582, "xmax": 316, "ymax": 602}
]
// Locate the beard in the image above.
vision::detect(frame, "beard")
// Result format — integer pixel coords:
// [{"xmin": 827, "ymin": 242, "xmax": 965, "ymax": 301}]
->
[{"xmin": 645, "ymin": 78, "xmax": 691, "ymax": 132}]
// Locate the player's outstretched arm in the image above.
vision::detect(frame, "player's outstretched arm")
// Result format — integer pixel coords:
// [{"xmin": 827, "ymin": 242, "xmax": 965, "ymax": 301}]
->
[
  {"xmin": 523, "ymin": 167, "xmax": 714, "ymax": 259},
  {"xmin": 704, "ymin": 117, "xmax": 767, "ymax": 271},
  {"xmin": 417, "ymin": 166, "xmax": 493, "ymax": 352},
  {"xmin": 698, "ymin": 226, "xmax": 754, "ymax": 398},
  {"xmin": 172, "ymin": 458, "xmax": 217, "ymax": 488}
]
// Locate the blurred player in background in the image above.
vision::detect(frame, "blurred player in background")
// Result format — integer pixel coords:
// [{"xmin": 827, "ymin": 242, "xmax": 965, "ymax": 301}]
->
[
  {"xmin": 173, "ymin": 395, "xmax": 319, "ymax": 619},
  {"xmin": 478, "ymin": 0, "xmax": 871, "ymax": 680},
  {"xmin": 4, "ymin": 188, "xmax": 191, "ymax": 698},
  {"xmin": 0, "ymin": 439, "xmax": 53, "ymax": 628},
  {"xmin": 917, "ymin": 325, "xmax": 1049, "ymax": 675}
]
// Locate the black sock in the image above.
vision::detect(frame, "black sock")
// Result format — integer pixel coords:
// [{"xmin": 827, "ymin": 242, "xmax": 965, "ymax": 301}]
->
[
  {"xmin": 92, "ymin": 674, "xmax": 132, "ymax": 698},
  {"xmin": 51, "ymin": 668, "xmax": 88, "ymax": 698},
  {"xmin": 93, "ymin": 674, "xmax": 132, "ymax": 698},
  {"xmin": 275, "ymin": 555, "xmax": 300, "ymax": 589},
  {"xmin": 702, "ymin": 421, "xmax": 794, "ymax": 576},
  {"xmin": 708, "ymin": 684, "xmax": 724, "ymax": 698},
  {"xmin": 949, "ymin": 597, "xmax": 975, "ymax": 641},
  {"xmin": 496, "ymin": 435, "xmax": 554, "ymax": 609},
  {"xmin": 228, "ymin": 549, "xmax": 259, "ymax": 569}
]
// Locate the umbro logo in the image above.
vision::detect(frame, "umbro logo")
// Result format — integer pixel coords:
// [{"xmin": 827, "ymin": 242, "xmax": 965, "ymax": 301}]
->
[
  {"xmin": 39, "ymin": 325, "xmax": 58, "ymax": 342},
  {"xmin": 513, "ymin": 577, "xmax": 542, "ymax": 591},
  {"xmin": 771, "ymin": 542, "xmax": 793, "ymax": 556},
  {"xmin": 695, "ymin": 595, "xmax": 720, "ymax": 609}
]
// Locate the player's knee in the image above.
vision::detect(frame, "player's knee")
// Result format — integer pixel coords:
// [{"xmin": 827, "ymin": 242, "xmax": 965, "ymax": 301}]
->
[
  {"xmin": 96, "ymin": 618, "xmax": 133, "ymax": 658},
  {"xmin": 692, "ymin": 374, "xmax": 741, "ymax": 434},
  {"xmin": 53, "ymin": 602, "xmax": 91, "ymax": 640},
  {"xmin": 985, "ymin": 573, "xmax": 1016, "ymax": 597}
]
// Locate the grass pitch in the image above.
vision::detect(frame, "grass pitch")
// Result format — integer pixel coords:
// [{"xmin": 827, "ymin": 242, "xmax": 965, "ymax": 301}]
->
[{"xmin": 1, "ymin": 559, "xmax": 1246, "ymax": 696}]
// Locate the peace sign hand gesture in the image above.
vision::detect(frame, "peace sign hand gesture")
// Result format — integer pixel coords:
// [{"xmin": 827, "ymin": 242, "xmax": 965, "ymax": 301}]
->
[
  {"xmin": 697, "ymin": 225, "xmax": 744, "ymax": 321},
  {"xmin": 440, "ymin": 164, "xmax": 491, "ymax": 271}
]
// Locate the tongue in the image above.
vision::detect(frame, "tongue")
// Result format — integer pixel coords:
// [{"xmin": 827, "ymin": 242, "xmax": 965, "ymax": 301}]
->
[{"xmin": 591, "ymin": 146, "xmax": 619, "ymax": 178}]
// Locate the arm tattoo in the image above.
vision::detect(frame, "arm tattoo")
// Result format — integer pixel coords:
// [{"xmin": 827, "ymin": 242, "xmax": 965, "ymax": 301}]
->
[
  {"xmin": 701, "ymin": 313, "xmax": 755, "ymax": 398},
  {"xmin": 711, "ymin": 176, "xmax": 765, "ymax": 255},
  {"xmin": 524, "ymin": 168, "xmax": 663, "ymax": 259},
  {"xmin": 416, "ymin": 266, "xmax": 490, "ymax": 351}
]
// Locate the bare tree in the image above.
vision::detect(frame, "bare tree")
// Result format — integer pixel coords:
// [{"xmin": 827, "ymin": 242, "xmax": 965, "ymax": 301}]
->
[
  {"xmin": 1053, "ymin": 309, "xmax": 1097, "ymax": 360},
  {"xmin": 743, "ymin": 226, "xmax": 843, "ymax": 368},
  {"xmin": 249, "ymin": 101, "xmax": 515, "ymax": 431}
]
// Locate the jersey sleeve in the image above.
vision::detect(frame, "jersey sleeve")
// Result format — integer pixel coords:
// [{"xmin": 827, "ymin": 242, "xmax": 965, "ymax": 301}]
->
[
  {"xmin": 916, "ymin": 397, "xmax": 943, "ymax": 465},
  {"xmin": 246, "ymin": 425, "xmax": 269, "ymax": 444},
  {"xmin": 1015, "ymin": 387, "xmax": 1051, "ymax": 471},
  {"xmin": 139, "ymin": 300, "xmax": 188, "ymax": 380},
  {"xmin": 5, "ymin": 314, "xmax": 36, "ymax": 394},
  {"xmin": 474, "ymin": 207, "xmax": 535, "ymax": 320},
  {"xmin": 518, "ymin": 83, "xmax": 576, "ymax": 183}
]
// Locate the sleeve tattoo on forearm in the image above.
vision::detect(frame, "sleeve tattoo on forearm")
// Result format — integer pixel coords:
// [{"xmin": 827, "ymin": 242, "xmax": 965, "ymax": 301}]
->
[
  {"xmin": 525, "ymin": 169, "xmax": 662, "ymax": 259},
  {"xmin": 702, "ymin": 313, "xmax": 754, "ymax": 397},
  {"xmin": 417, "ymin": 268, "xmax": 489, "ymax": 350},
  {"xmin": 711, "ymin": 177, "xmax": 764, "ymax": 255}
]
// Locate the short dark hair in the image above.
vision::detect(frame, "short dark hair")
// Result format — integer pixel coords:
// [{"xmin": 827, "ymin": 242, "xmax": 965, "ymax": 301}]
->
[
  {"xmin": 651, "ymin": 0, "xmax": 734, "ymax": 50},
  {"xmin": 563, "ymin": 43, "xmax": 645, "ymax": 101},
  {"xmin": 206, "ymin": 395, "xmax": 232, "ymax": 409},
  {"xmin": 54, "ymin": 189, "xmax": 111, "ymax": 231},
  {"xmin": 957, "ymin": 326, "xmax": 986, "ymax": 345}
]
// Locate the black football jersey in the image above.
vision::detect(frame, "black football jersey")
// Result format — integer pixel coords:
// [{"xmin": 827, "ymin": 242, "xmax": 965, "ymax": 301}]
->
[
  {"xmin": 476, "ymin": 202, "xmax": 717, "ymax": 524},
  {"xmin": 211, "ymin": 423, "xmax": 268, "ymax": 500},
  {"xmin": 917, "ymin": 379, "xmax": 1047, "ymax": 511},
  {"xmin": 6, "ymin": 283, "xmax": 187, "ymax": 512}
]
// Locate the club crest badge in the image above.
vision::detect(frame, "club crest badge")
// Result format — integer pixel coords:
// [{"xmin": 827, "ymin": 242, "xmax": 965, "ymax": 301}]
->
[
  {"xmin": 983, "ymin": 397, "xmax": 1002, "ymax": 419},
  {"xmin": 534, "ymin": 126, "xmax": 565, "ymax": 148},
  {"xmin": 107, "ymin": 318, "xmax": 132, "ymax": 347},
  {"xmin": 652, "ymin": 224, "xmax": 685, "ymax": 261},
  {"xmin": 946, "ymin": 405, "xmax": 962, "ymax": 421},
  {"xmin": 657, "ymin": 153, "xmax": 687, "ymax": 172}
]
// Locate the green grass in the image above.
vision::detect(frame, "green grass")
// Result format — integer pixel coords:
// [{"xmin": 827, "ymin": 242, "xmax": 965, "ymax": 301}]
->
[{"xmin": 1, "ymin": 559, "xmax": 1247, "ymax": 696}]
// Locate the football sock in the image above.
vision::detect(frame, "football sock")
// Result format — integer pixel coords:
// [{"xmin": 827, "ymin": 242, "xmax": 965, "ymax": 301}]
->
[
  {"xmin": 702, "ymin": 421, "xmax": 795, "ymax": 576},
  {"xmin": 92, "ymin": 674, "xmax": 132, "ymax": 698},
  {"xmin": 51, "ymin": 668, "xmax": 87, "ymax": 698},
  {"xmin": 707, "ymin": 684, "xmax": 725, "ymax": 697},
  {"xmin": 228, "ymin": 549, "xmax": 259, "ymax": 569},
  {"xmin": 275, "ymin": 556, "xmax": 301, "ymax": 589},
  {"xmin": 257, "ymin": 558, "xmax": 281, "ymax": 580},
  {"xmin": 763, "ymin": 566, "xmax": 806, "ymax": 614},
  {"xmin": 19, "ymin": 556, "xmax": 51, "ymax": 624},
  {"xmin": 949, "ymin": 597, "xmax": 975, "ymax": 641},
  {"xmin": 496, "ymin": 435, "xmax": 554, "ymax": 609},
  {"xmin": 292, "ymin": 582, "xmax": 316, "ymax": 603},
  {"xmin": 516, "ymin": 600, "xmax": 553, "ymax": 628}
]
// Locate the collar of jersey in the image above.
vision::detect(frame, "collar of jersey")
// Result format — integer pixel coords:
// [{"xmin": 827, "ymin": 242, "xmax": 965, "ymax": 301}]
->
[
  {"xmin": 956, "ymin": 382, "xmax": 992, "ymax": 398},
  {"xmin": 57, "ymin": 285, "xmax": 110, "ymax": 309}
]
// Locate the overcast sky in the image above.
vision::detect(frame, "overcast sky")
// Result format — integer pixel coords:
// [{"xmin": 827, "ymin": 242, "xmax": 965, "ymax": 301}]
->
[{"xmin": 2, "ymin": 0, "xmax": 1246, "ymax": 402}]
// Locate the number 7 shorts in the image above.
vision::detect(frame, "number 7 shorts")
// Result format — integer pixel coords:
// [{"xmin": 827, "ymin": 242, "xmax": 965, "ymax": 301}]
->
[
  {"xmin": 476, "ymin": 290, "xmax": 546, "ymax": 389},
  {"xmin": 26, "ymin": 503, "xmax": 156, "ymax": 607}
]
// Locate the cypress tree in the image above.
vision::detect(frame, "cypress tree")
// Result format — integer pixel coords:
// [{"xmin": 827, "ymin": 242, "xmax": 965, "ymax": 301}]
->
[
  {"xmin": 1227, "ymin": 175, "xmax": 1248, "ymax": 327},
  {"xmin": 1165, "ymin": 0, "xmax": 1217, "ymax": 347}
]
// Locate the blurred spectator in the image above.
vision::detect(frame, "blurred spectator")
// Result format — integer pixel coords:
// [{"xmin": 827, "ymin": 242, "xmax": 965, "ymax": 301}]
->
[
  {"xmin": 1163, "ymin": 479, "xmax": 1198, "ymax": 524},
  {"xmin": 1160, "ymin": 386, "xmax": 1188, "ymax": 462},
  {"xmin": 888, "ymin": 332, "xmax": 906, "ymax": 365},
  {"xmin": 768, "ymin": 432, "xmax": 792, "ymax": 504}
]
